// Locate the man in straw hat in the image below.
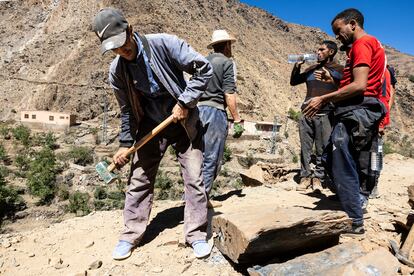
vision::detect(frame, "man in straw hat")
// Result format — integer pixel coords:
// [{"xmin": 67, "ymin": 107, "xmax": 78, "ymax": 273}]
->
[
  {"xmin": 92, "ymin": 8, "xmax": 213, "ymax": 260},
  {"xmin": 198, "ymin": 30, "xmax": 243, "ymax": 199}
]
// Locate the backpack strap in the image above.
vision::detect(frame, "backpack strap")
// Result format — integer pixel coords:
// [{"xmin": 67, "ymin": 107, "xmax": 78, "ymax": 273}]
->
[{"xmin": 138, "ymin": 34, "xmax": 152, "ymax": 61}]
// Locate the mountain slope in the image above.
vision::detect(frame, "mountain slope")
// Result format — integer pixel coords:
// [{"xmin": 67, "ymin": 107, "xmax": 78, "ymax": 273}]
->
[{"xmin": 0, "ymin": 0, "xmax": 412, "ymax": 135}]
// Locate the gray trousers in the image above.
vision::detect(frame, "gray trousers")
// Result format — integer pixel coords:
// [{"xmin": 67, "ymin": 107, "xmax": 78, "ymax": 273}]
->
[
  {"xmin": 120, "ymin": 120, "xmax": 208, "ymax": 245},
  {"xmin": 299, "ymin": 113, "xmax": 332, "ymax": 179}
]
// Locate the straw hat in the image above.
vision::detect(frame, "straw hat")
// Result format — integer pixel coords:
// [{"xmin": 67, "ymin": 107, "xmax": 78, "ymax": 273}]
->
[{"xmin": 207, "ymin": 30, "xmax": 236, "ymax": 49}]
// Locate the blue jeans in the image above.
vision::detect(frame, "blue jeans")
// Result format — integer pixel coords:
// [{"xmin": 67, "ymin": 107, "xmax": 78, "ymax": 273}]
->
[
  {"xmin": 199, "ymin": 106, "xmax": 228, "ymax": 194},
  {"xmin": 329, "ymin": 122, "xmax": 363, "ymax": 225}
]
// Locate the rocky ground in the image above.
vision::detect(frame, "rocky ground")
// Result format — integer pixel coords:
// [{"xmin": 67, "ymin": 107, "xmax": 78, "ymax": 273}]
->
[
  {"xmin": 1, "ymin": 153, "xmax": 413, "ymax": 275},
  {"xmin": 0, "ymin": 1, "xmax": 413, "ymax": 274}
]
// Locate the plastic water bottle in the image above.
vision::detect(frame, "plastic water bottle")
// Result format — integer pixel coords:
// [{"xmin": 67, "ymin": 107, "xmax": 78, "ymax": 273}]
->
[
  {"xmin": 370, "ymin": 137, "xmax": 383, "ymax": 171},
  {"xmin": 288, "ymin": 53, "xmax": 318, "ymax": 64}
]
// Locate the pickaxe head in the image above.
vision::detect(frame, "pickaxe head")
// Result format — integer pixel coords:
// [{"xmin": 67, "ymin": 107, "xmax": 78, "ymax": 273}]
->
[
  {"xmin": 389, "ymin": 239, "xmax": 414, "ymax": 268},
  {"xmin": 95, "ymin": 161, "xmax": 118, "ymax": 184}
]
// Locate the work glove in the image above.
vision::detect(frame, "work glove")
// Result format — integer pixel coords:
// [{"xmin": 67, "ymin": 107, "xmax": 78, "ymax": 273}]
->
[{"xmin": 233, "ymin": 121, "xmax": 244, "ymax": 138}]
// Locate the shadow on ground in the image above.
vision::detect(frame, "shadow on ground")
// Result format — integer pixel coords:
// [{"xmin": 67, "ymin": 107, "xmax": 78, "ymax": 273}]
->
[{"xmin": 140, "ymin": 205, "xmax": 184, "ymax": 246}]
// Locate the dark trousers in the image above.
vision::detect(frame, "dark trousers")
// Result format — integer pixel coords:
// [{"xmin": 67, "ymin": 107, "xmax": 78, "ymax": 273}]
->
[
  {"xmin": 299, "ymin": 114, "xmax": 332, "ymax": 179},
  {"xmin": 120, "ymin": 119, "xmax": 208, "ymax": 245},
  {"xmin": 324, "ymin": 105, "xmax": 383, "ymax": 226},
  {"xmin": 329, "ymin": 122, "xmax": 364, "ymax": 225}
]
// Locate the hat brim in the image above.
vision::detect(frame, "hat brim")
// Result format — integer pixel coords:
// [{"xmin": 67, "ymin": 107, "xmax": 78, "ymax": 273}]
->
[
  {"xmin": 207, "ymin": 38, "xmax": 236, "ymax": 49},
  {"xmin": 100, "ymin": 31, "xmax": 127, "ymax": 55}
]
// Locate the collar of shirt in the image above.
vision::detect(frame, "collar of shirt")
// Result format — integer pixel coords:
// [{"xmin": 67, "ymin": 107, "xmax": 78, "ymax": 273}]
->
[{"xmin": 132, "ymin": 33, "xmax": 160, "ymax": 94}]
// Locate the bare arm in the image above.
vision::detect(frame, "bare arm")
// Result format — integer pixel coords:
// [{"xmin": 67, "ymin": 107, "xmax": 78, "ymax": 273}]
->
[
  {"xmin": 303, "ymin": 65, "xmax": 369, "ymax": 117},
  {"xmin": 225, "ymin": 93, "xmax": 241, "ymax": 122}
]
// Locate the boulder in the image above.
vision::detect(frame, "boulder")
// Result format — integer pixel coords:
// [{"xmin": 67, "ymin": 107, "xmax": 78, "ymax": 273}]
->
[
  {"xmin": 248, "ymin": 243, "xmax": 400, "ymax": 275},
  {"xmin": 212, "ymin": 205, "xmax": 351, "ymax": 263},
  {"xmin": 240, "ymin": 165, "xmax": 264, "ymax": 186}
]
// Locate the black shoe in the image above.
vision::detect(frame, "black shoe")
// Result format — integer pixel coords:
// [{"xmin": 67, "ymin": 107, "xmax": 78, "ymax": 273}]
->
[
  {"xmin": 327, "ymin": 194, "xmax": 340, "ymax": 201},
  {"xmin": 343, "ymin": 224, "xmax": 365, "ymax": 237}
]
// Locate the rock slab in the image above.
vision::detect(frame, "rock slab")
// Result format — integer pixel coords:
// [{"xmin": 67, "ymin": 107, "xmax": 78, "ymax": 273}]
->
[
  {"xmin": 240, "ymin": 165, "xmax": 264, "ymax": 186},
  {"xmin": 248, "ymin": 242, "xmax": 400, "ymax": 275},
  {"xmin": 212, "ymin": 205, "xmax": 351, "ymax": 263}
]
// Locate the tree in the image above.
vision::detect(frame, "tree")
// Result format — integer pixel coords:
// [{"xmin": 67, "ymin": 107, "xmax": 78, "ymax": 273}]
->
[
  {"xmin": 12, "ymin": 125, "xmax": 31, "ymax": 146},
  {"xmin": 27, "ymin": 147, "xmax": 57, "ymax": 204},
  {"xmin": 0, "ymin": 169, "xmax": 24, "ymax": 224}
]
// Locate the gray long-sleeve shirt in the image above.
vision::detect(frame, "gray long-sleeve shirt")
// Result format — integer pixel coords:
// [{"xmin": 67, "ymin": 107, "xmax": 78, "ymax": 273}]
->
[
  {"xmin": 109, "ymin": 33, "xmax": 213, "ymax": 147},
  {"xmin": 198, "ymin": 52, "xmax": 237, "ymax": 110}
]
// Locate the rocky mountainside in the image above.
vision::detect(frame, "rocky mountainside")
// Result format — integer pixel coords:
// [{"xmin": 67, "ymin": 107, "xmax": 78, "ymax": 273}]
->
[{"xmin": 0, "ymin": 0, "xmax": 413, "ymax": 136}]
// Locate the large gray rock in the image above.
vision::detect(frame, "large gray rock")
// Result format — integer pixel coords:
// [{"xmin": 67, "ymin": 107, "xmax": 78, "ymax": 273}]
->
[
  {"xmin": 248, "ymin": 243, "xmax": 399, "ymax": 276},
  {"xmin": 212, "ymin": 205, "xmax": 351, "ymax": 263}
]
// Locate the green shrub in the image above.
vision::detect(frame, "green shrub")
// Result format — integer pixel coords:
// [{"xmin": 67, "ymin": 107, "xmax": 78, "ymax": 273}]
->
[
  {"xmin": 219, "ymin": 166, "xmax": 230, "ymax": 177},
  {"xmin": 90, "ymin": 127, "xmax": 99, "ymax": 135},
  {"xmin": 111, "ymin": 199, "xmax": 125, "ymax": 209},
  {"xmin": 15, "ymin": 150, "xmax": 31, "ymax": 174},
  {"xmin": 399, "ymin": 135, "xmax": 414, "ymax": 158},
  {"xmin": 0, "ymin": 125, "xmax": 10, "ymax": 139},
  {"xmin": 44, "ymin": 132, "xmax": 57, "ymax": 149},
  {"xmin": 57, "ymin": 186, "xmax": 69, "ymax": 201},
  {"xmin": 409, "ymin": 75, "xmax": 414, "ymax": 83},
  {"xmin": 93, "ymin": 198, "xmax": 124, "ymax": 211},
  {"xmin": 68, "ymin": 191, "xmax": 90, "ymax": 216},
  {"xmin": 210, "ymin": 179, "xmax": 222, "ymax": 196},
  {"xmin": 288, "ymin": 108, "xmax": 301, "ymax": 122},
  {"xmin": 0, "ymin": 144, "xmax": 7, "ymax": 161},
  {"xmin": 93, "ymin": 186, "xmax": 124, "ymax": 210},
  {"xmin": 231, "ymin": 178, "xmax": 243, "ymax": 190},
  {"xmin": 292, "ymin": 154, "xmax": 299, "ymax": 163},
  {"xmin": 93, "ymin": 199, "xmax": 110, "ymax": 211},
  {"xmin": 27, "ymin": 147, "xmax": 57, "ymax": 204},
  {"xmin": 154, "ymin": 170, "xmax": 173, "ymax": 200},
  {"xmin": 0, "ymin": 170, "xmax": 25, "ymax": 223},
  {"xmin": 94, "ymin": 186, "xmax": 108, "ymax": 200},
  {"xmin": 67, "ymin": 146, "xmax": 94, "ymax": 166},
  {"xmin": 107, "ymin": 190, "xmax": 125, "ymax": 201},
  {"xmin": 383, "ymin": 142, "xmax": 394, "ymax": 155},
  {"xmin": 284, "ymin": 131, "xmax": 289, "ymax": 139},
  {"xmin": 0, "ymin": 165, "xmax": 9, "ymax": 178},
  {"xmin": 223, "ymin": 145, "xmax": 232, "ymax": 163},
  {"xmin": 153, "ymin": 170, "xmax": 182, "ymax": 200},
  {"xmin": 32, "ymin": 132, "xmax": 57, "ymax": 149},
  {"xmin": 12, "ymin": 125, "xmax": 31, "ymax": 146}
]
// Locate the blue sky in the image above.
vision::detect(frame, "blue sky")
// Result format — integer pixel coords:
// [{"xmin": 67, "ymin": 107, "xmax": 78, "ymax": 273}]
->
[{"xmin": 241, "ymin": 0, "xmax": 413, "ymax": 56}]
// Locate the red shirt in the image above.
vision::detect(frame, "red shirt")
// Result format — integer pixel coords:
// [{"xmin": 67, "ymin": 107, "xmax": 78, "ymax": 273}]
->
[{"xmin": 340, "ymin": 35, "xmax": 386, "ymax": 97}]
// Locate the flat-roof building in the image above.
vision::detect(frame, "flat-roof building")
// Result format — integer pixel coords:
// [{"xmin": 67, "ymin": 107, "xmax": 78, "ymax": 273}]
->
[{"xmin": 20, "ymin": 110, "xmax": 76, "ymax": 129}]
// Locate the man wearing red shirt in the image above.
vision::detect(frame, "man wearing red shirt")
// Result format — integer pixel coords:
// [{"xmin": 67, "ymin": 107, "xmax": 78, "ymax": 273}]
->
[{"xmin": 303, "ymin": 8, "xmax": 387, "ymax": 234}]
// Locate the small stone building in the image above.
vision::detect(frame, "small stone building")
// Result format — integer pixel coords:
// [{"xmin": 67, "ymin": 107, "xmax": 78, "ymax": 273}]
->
[
  {"xmin": 20, "ymin": 110, "xmax": 76, "ymax": 129},
  {"xmin": 229, "ymin": 120, "xmax": 281, "ymax": 138}
]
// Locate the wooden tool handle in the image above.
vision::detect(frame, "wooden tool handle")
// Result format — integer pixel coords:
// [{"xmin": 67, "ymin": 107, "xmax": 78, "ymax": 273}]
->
[
  {"xmin": 401, "ymin": 224, "xmax": 414, "ymax": 258},
  {"xmin": 107, "ymin": 115, "xmax": 175, "ymax": 173}
]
